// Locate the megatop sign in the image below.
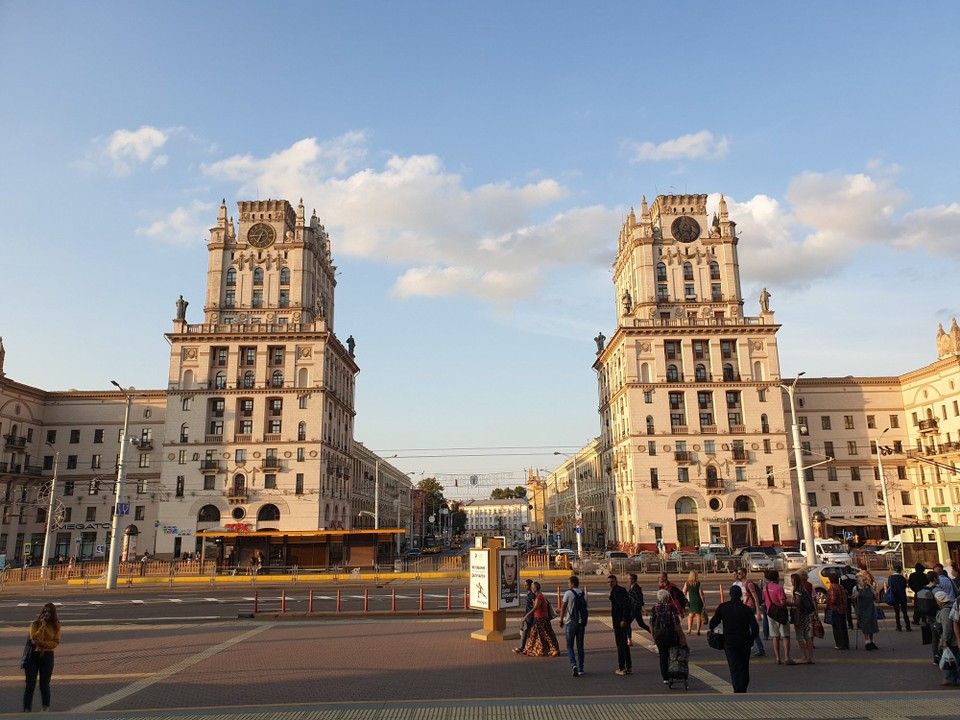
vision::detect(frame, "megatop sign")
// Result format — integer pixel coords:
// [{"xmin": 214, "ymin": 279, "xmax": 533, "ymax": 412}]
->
[{"xmin": 62, "ymin": 522, "xmax": 112, "ymax": 530}]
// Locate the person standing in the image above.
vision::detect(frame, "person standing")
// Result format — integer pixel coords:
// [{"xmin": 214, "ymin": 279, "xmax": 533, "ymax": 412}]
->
[
  {"xmin": 650, "ymin": 588, "xmax": 685, "ymax": 684},
  {"xmin": 916, "ymin": 572, "xmax": 942, "ymax": 662},
  {"xmin": 521, "ymin": 581, "xmax": 560, "ymax": 657},
  {"xmin": 908, "ymin": 562, "xmax": 928, "ymax": 625},
  {"xmin": 514, "ymin": 579, "xmax": 535, "ymax": 654},
  {"xmin": 23, "ymin": 603, "xmax": 61, "ymax": 713},
  {"xmin": 852, "ymin": 574, "xmax": 880, "ymax": 651},
  {"xmin": 788, "ymin": 572, "xmax": 815, "ymax": 664},
  {"xmin": 709, "ymin": 584, "xmax": 759, "ymax": 693},
  {"xmin": 559, "ymin": 575, "xmax": 588, "ymax": 676},
  {"xmin": 683, "ymin": 571, "xmax": 706, "ymax": 635},
  {"xmin": 626, "ymin": 573, "xmax": 650, "ymax": 646},
  {"xmin": 762, "ymin": 570, "xmax": 795, "ymax": 664},
  {"xmin": 886, "ymin": 564, "xmax": 911, "ymax": 632},
  {"xmin": 933, "ymin": 563, "xmax": 958, "ymax": 602},
  {"xmin": 608, "ymin": 574, "xmax": 632, "ymax": 675},
  {"xmin": 734, "ymin": 568, "xmax": 765, "ymax": 657},
  {"xmin": 934, "ymin": 591, "xmax": 958, "ymax": 686},
  {"xmin": 826, "ymin": 571, "xmax": 850, "ymax": 650}
]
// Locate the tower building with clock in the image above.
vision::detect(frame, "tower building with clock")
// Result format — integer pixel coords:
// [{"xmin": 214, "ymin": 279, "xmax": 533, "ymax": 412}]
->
[
  {"xmin": 593, "ymin": 194, "xmax": 797, "ymax": 550},
  {"xmin": 155, "ymin": 199, "xmax": 360, "ymax": 557}
]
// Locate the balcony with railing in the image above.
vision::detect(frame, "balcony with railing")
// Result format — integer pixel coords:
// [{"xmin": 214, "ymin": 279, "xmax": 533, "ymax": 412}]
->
[
  {"xmin": 137, "ymin": 439, "xmax": 154, "ymax": 451},
  {"xmin": 670, "ymin": 425, "xmax": 688, "ymax": 435},
  {"xmin": 23, "ymin": 464, "xmax": 42, "ymax": 477},
  {"xmin": 200, "ymin": 460, "xmax": 222, "ymax": 473},
  {"xmin": 918, "ymin": 418, "xmax": 939, "ymax": 434},
  {"xmin": 705, "ymin": 479, "xmax": 725, "ymax": 495},
  {"xmin": 701, "ymin": 425, "xmax": 718, "ymax": 434},
  {"xmin": 261, "ymin": 458, "xmax": 281, "ymax": 470},
  {"xmin": 233, "ymin": 434, "xmax": 252, "ymax": 443},
  {"xmin": 674, "ymin": 451, "xmax": 693, "ymax": 464},
  {"xmin": 732, "ymin": 449, "xmax": 749, "ymax": 462},
  {"xmin": 205, "ymin": 434, "xmax": 224, "ymax": 443},
  {"xmin": 263, "ymin": 434, "xmax": 282, "ymax": 442},
  {"xmin": 227, "ymin": 487, "xmax": 248, "ymax": 504},
  {"xmin": 3, "ymin": 434, "xmax": 26, "ymax": 450},
  {"xmin": 729, "ymin": 425, "xmax": 746, "ymax": 434}
]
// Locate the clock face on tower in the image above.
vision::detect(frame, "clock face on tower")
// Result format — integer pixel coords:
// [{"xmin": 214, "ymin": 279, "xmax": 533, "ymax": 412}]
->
[
  {"xmin": 247, "ymin": 223, "xmax": 276, "ymax": 248},
  {"xmin": 671, "ymin": 216, "xmax": 701, "ymax": 243}
]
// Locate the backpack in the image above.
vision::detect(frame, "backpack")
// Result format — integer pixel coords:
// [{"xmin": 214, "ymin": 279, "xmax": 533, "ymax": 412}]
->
[
  {"xmin": 669, "ymin": 583, "xmax": 688, "ymax": 611},
  {"xmin": 799, "ymin": 590, "xmax": 815, "ymax": 616},
  {"xmin": 652, "ymin": 608, "xmax": 676, "ymax": 644},
  {"xmin": 571, "ymin": 589, "xmax": 589, "ymax": 627}
]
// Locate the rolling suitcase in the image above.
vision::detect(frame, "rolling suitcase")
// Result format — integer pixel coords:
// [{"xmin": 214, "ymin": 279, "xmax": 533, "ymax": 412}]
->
[{"xmin": 667, "ymin": 644, "xmax": 690, "ymax": 689}]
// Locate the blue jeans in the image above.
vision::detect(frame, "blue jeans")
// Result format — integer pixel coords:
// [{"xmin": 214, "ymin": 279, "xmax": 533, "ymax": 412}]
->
[{"xmin": 565, "ymin": 621, "xmax": 585, "ymax": 671}]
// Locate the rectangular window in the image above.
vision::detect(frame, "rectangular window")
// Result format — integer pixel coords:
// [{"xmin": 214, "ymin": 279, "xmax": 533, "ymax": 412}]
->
[
  {"xmin": 91, "ymin": 454, "xmax": 101, "ymax": 469},
  {"xmin": 43, "ymin": 455, "xmax": 54, "ymax": 471},
  {"xmin": 270, "ymin": 346, "xmax": 284, "ymax": 365},
  {"xmin": 725, "ymin": 391, "xmax": 741, "ymax": 409},
  {"xmin": 911, "ymin": 412, "xmax": 919, "ymax": 426},
  {"xmin": 893, "ymin": 440, "xmax": 903, "ymax": 453},
  {"xmin": 235, "ymin": 449, "xmax": 246, "ymax": 463},
  {"xmin": 252, "ymin": 289, "xmax": 263, "ymax": 307},
  {"xmin": 763, "ymin": 439, "xmax": 771, "ymax": 454},
  {"xmin": 239, "ymin": 419, "xmax": 253, "ymax": 434},
  {"xmin": 766, "ymin": 466, "xmax": 775, "ymax": 488},
  {"xmin": 735, "ymin": 467, "xmax": 746, "ymax": 481},
  {"xmin": 824, "ymin": 441, "xmax": 834, "ymax": 459},
  {"xmin": 178, "ymin": 450, "xmax": 187, "ymax": 465},
  {"xmin": 296, "ymin": 473, "xmax": 304, "ymax": 494},
  {"xmin": 830, "ymin": 492, "xmax": 841, "ymax": 507},
  {"xmin": 264, "ymin": 474, "xmax": 277, "ymax": 489},
  {"xmin": 279, "ymin": 289, "xmax": 290, "ymax": 307},
  {"xmin": 798, "ymin": 416, "xmax": 808, "ymax": 435},
  {"xmin": 866, "ymin": 415, "xmax": 876, "ymax": 429},
  {"xmin": 808, "ymin": 492, "xmax": 818, "ymax": 507},
  {"xmin": 297, "ymin": 447, "xmax": 305, "ymax": 462},
  {"xmin": 758, "ymin": 388, "xmax": 767, "ymax": 402},
  {"xmin": 214, "ymin": 347, "xmax": 228, "ymax": 367},
  {"xmin": 648, "ymin": 441, "xmax": 657, "ymax": 456},
  {"xmin": 698, "ymin": 392, "xmax": 712, "ymax": 409},
  {"xmin": 208, "ymin": 420, "xmax": 223, "ymax": 436},
  {"xmin": 704, "ymin": 440, "xmax": 715, "ymax": 455},
  {"xmin": 269, "ymin": 419, "xmax": 282, "ymax": 433},
  {"xmin": 900, "ymin": 490, "xmax": 911, "ymax": 506},
  {"xmin": 240, "ymin": 399, "xmax": 254, "ymax": 416},
  {"xmin": 86, "ymin": 507, "xmax": 96, "ymax": 522},
  {"xmin": 669, "ymin": 392, "xmax": 684, "ymax": 410},
  {"xmin": 182, "ymin": 397, "xmax": 191, "ymax": 411},
  {"xmin": 66, "ymin": 455, "xmax": 78, "ymax": 469},
  {"xmin": 135, "ymin": 506, "xmax": 145, "ymax": 521},
  {"xmin": 88, "ymin": 479, "xmax": 99, "ymax": 495},
  {"xmin": 954, "ymin": 401, "xmax": 959, "ymax": 417},
  {"xmin": 677, "ymin": 468, "xmax": 689, "ymax": 483},
  {"xmin": 224, "ymin": 289, "xmax": 236, "ymax": 307},
  {"xmin": 804, "ymin": 468, "xmax": 814, "ymax": 483},
  {"xmin": 844, "ymin": 415, "xmax": 855, "ymax": 429},
  {"xmin": 711, "ymin": 283, "xmax": 722, "ymax": 301},
  {"xmin": 847, "ymin": 440, "xmax": 858, "ymax": 455},
  {"xmin": 46, "ymin": 430, "xmax": 56, "ymax": 444},
  {"xmin": 644, "ymin": 391, "xmax": 653, "ymax": 403},
  {"xmin": 821, "ymin": 416, "xmax": 831, "ymax": 430},
  {"xmin": 138, "ymin": 454, "xmax": 150, "ymax": 468},
  {"xmin": 176, "ymin": 476, "xmax": 184, "ymax": 497},
  {"xmin": 827, "ymin": 467, "xmax": 838, "ymax": 481},
  {"xmin": 692, "ymin": 340, "xmax": 707, "ymax": 360},
  {"xmin": 650, "ymin": 468, "xmax": 659, "ymax": 489},
  {"xmin": 63, "ymin": 481, "xmax": 74, "ymax": 496},
  {"xmin": 897, "ymin": 466, "xmax": 906, "ymax": 480},
  {"xmin": 853, "ymin": 491, "xmax": 864, "ymax": 506},
  {"xmin": 70, "ymin": 429, "xmax": 80, "ymax": 443},
  {"xmin": 93, "ymin": 429, "xmax": 104, "ymax": 444},
  {"xmin": 720, "ymin": 340, "xmax": 736, "ymax": 359},
  {"xmin": 270, "ymin": 398, "xmax": 283, "ymax": 415},
  {"xmin": 63, "ymin": 508, "xmax": 71, "ymax": 522},
  {"xmin": 241, "ymin": 347, "xmax": 257, "ymax": 366},
  {"xmin": 203, "ymin": 476, "xmax": 216, "ymax": 490},
  {"xmin": 890, "ymin": 414, "xmax": 900, "ymax": 428},
  {"xmin": 850, "ymin": 466, "xmax": 861, "ymax": 481}
]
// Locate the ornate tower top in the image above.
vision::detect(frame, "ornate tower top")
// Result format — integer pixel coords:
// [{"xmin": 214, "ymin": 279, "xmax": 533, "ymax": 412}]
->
[{"xmin": 936, "ymin": 318, "xmax": 960, "ymax": 359}]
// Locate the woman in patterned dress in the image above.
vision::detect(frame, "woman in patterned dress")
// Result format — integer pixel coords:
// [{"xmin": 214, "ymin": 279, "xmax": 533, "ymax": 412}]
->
[{"xmin": 521, "ymin": 581, "xmax": 560, "ymax": 656}]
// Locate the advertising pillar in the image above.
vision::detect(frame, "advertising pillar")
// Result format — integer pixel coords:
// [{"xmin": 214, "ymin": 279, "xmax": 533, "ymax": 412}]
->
[{"xmin": 469, "ymin": 537, "xmax": 520, "ymax": 641}]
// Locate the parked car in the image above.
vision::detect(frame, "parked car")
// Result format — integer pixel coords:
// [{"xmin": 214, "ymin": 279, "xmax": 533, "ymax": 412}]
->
[
  {"xmin": 595, "ymin": 550, "xmax": 629, "ymax": 575},
  {"xmin": 698, "ymin": 543, "xmax": 731, "ymax": 557},
  {"xmin": 779, "ymin": 551, "xmax": 807, "ymax": 571},
  {"xmin": 806, "ymin": 564, "xmax": 887, "ymax": 605},
  {"xmin": 735, "ymin": 545, "xmax": 778, "ymax": 557},
  {"xmin": 744, "ymin": 552, "xmax": 775, "ymax": 572}
]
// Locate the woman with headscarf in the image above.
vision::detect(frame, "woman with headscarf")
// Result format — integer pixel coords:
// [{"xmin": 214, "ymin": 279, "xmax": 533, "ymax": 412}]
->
[
  {"xmin": 852, "ymin": 574, "xmax": 880, "ymax": 650},
  {"xmin": 23, "ymin": 602, "xmax": 61, "ymax": 712},
  {"xmin": 521, "ymin": 581, "xmax": 560, "ymax": 656},
  {"xmin": 650, "ymin": 588, "xmax": 685, "ymax": 684}
]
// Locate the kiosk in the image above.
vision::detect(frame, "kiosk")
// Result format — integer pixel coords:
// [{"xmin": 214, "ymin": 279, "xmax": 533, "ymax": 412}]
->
[{"xmin": 469, "ymin": 536, "xmax": 520, "ymax": 641}]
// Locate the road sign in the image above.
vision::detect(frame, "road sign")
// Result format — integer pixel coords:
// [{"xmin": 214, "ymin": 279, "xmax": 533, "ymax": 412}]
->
[
  {"xmin": 555, "ymin": 533, "xmax": 562, "ymax": 546},
  {"xmin": 96, "ymin": 545, "xmax": 105, "ymax": 554},
  {"xmin": 575, "ymin": 518, "xmax": 583, "ymax": 529},
  {"xmin": 117, "ymin": 502, "xmax": 130, "ymax": 516},
  {"xmin": 575, "ymin": 527, "xmax": 583, "ymax": 535}
]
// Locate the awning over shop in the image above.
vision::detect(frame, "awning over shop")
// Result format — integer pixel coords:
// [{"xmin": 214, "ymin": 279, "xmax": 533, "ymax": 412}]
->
[{"xmin": 824, "ymin": 517, "xmax": 886, "ymax": 527}]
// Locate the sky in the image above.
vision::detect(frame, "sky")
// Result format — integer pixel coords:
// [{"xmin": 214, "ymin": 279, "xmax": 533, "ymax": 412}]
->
[{"xmin": 2, "ymin": 2, "xmax": 960, "ymax": 496}]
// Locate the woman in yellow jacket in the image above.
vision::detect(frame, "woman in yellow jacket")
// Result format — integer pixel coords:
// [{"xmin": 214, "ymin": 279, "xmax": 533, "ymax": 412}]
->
[{"xmin": 23, "ymin": 603, "xmax": 61, "ymax": 712}]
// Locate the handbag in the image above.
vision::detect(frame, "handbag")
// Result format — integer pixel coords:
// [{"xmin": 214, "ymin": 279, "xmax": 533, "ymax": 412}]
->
[
  {"xmin": 707, "ymin": 628, "xmax": 724, "ymax": 650},
  {"xmin": 811, "ymin": 617, "xmax": 825, "ymax": 639},
  {"xmin": 547, "ymin": 600, "xmax": 557, "ymax": 620},
  {"xmin": 19, "ymin": 638, "xmax": 32, "ymax": 669},
  {"xmin": 823, "ymin": 607, "xmax": 834, "ymax": 625},
  {"xmin": 884, "ymin": 586, "xmax": 895, "ymax": 605}
]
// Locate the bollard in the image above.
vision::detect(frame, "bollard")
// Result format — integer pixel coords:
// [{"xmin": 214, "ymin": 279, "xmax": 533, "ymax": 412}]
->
[
  {"xmin": 447, "ymin": 587, "xmax": 452, "ymax": 611},
  {"xmin": 419, "ymin": 587, "xmax": 424, "ymax": 612},
  {"xmin": 719, "ymin": 583, "xmax": 725, "ymax": 603},
  {"xmin": 364, "ymin": 588, "xmax": 369, "ymax": 612},
  {"xmin": 281, "ymin": 590, "xmax": 287, "ymax": 614},
  {"xmin": 308, "ymin": 590, "xmax": 314, "ymax": 614},
  {"xmin": 253, "ymin": 591, "xmax": 259, "ymax": 614},
  {"xmin": 392, "ymin": 588, "xmax": 397, "ymax": 612},
  {"xmin": 463, "ymin": 586, "xmax": 468, "ymax": 609},
  {"xmin": 336, "ymin": 588, "xmax": 342, "ymax": 613}
]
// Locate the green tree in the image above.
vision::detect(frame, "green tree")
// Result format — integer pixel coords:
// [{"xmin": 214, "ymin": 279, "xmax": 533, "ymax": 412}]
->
[
  {"xmin": 490, "ymin": 488, "xmax": 505, "ymax": 499},
  {"xmin": 449, "ymin": 501, "xmax": 467, "ymax": 535},
  {"xmin": 418, "ymin": 477, "xmax": 447, "ymax": 531},
  {"xmin": 513, "ymin": 486, "xmax": 527, "ymax": 499}
]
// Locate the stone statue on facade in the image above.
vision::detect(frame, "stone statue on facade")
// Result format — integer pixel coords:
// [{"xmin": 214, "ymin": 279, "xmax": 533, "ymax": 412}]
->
[
  {"xmin": 347, "ymin": 335, "xmax": 356, "ymax": 357},
  {"xmin": 594, "ymin": 332, "xmax": 606, "ymax": 354},
  {"xmin": 0, "ymin": 336, "xmax": 5, "ymax": 377},
  {"xmin": 175, "ymin": 295, "xmax": 188, "ymax": 322},
  {"xmin": 622, "ymin": 289, "xmax": 632, "ymax": 315},
  {"xmin": 759, "ymin": 287, "xmax": 771, "ymax": 313},
  {"xmin": 937, "ymin": 322, "xmax": 951, "ymax": 358}
]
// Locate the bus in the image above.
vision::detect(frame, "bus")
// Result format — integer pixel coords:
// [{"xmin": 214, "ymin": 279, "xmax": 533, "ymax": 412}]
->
[
  {"xmin": 900, "ymin": 526, "xmax": 960, "ymax": 569},
  {"xmin": 422, "ymin": 534, "xmax": 441, "ymax": 554}
]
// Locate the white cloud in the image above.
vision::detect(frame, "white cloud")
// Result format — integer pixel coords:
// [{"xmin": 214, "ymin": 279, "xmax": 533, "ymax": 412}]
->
[
  {"xmin": 197, "ymin": 135, "xmax": 619, "ymax": 300},
  {"xmin": 91, "ymin": 125, "xmax": 174, "ymax": 176},
  {"xmin": 625, "ymin": 130, "xmax": 730, "ymax": 162},
  {"xmin": 135, "ymin": 199, "xmax": 215, "ymax": 245}
]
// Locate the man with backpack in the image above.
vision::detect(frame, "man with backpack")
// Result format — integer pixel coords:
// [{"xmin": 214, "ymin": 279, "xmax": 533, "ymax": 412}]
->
[
  {"xmin": 659, "ymin": 572, "xmax": 688, "ymax": 616},
  {"xmin": 559, "ymin": 575, "xmax": 589, "ymax": 676},
  {"xmin": 734, "ymin": 568, "xmax": 766, "ymax": 657}
]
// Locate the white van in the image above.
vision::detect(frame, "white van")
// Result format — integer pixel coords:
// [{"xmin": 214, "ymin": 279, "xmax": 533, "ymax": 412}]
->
[
  {"xmin": 799, "ymin": 538, "xmax": 852, "ymax": 564},
  {"xmin": 876, "ymin": 534, "xmax": 902, "ymax": 556}
]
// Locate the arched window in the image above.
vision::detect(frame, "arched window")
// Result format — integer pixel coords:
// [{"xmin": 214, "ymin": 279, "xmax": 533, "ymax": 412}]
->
[
  {"xmin": 695, "ymin": 364, "xmax": 707, "ymax": 382},
  {"xmin": 243, "ymin": 371, "xmax": 255, "ymax": 389},
  {"xmin": 297, "ymin": 367, "xmax": 309, "ymax": 388},
  {"xmin": 753, "ymin": 361, "xmax": 764, "ymax": 381},
  {"xmin": 271, "ymin": 370, "xmax": 284, "ymax": 388},
  {"xmin": 734, "ymin": 495, "xmax": 756, "ymax": 513},
  {"xmin": 683, "ymin": 262, "xmax": 694, "ymax": 281},
  {"xmin": 666, "ymin": 364, "xmax": 679, "ymax": 382},
  {"xmin": 656, "ymin": 262, "xmax": 668, "ymax": 281},
  {"xmin": 232, "ymin": 474, "xmax": 246, "ymax": 494},
  {"xmin": 706, "ymin": 466, "xmax": 719, "ymax": 480},
  {"xmin": 709, "ymin": 261, "xmax": 720, "ymax": 280},
  {"xmin": 198, "ymin": 505, "xmax": 221, "ymax": 523},
  {"xmin": 675, "ymin": 496, "xmax": 698, "ymax": 514},
  {"xmin": 215, "ymin": 371, "xmax": 227, "ymax": 389},
  {"xmin": 179, "ymin": 423, "xmax": 189, "ymax": 443},
  {"xmin": 723, "ymin": 364, "xmax": 735, "ymax": 381},
  {"xmin": 646, "ymin": 416, "xmax": 655, "ymax": 434},
  {"xmin": 279, "ymin": 267, "xmax": 290, "ymax": 285},
  {"xmin": 226, "ymin": 268, "xmax": 237, "ymax": 286},
  {"xmin": 324, "ymin": 504, "xmax": 331, "ymax": 523},
  {"xmin": 298, "ymin": 421, "xmax": 306, "ymax": 441},
  {"xmin": 640, "ymin": 362, "xmax": 651, "ymax": 384},
  {"xmin": 761, "ymin": 414, "xmax": 770, "ymax": 433},
  {"xmin": 253, "ymin": 267, "xmax": 264, "ymax": 286},
  {"xmin": 257, "ymin": 504, "xmax": 280, "ymax": 522}
]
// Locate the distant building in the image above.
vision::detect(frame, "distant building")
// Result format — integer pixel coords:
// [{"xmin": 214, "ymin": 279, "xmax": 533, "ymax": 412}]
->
[{"xmin": 463, "ymin": 498, "xmax": 529, "ymax": 542}]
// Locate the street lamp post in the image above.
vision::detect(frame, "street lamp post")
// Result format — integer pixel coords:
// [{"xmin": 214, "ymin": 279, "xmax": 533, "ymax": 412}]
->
[
  {"xmin": 554, "ymin": 451, "xmax": 583, "ymax": 559},
  {"xmin": 780, "ymin": 373, "xmax": 817, "ymax": 567},
  {"xmin": 40, "ymin": 445, "xmax": 59, "ymax": 578},
  {"xmin": 875, "ymin": 428, "xmax": 896, "ymax": 541},
  {"xmin": 373, "ymin": 454, "xmax": 398, "ymax": 530},
  {"xmin": 106, "ymin": 381, "xmax": 134, "ymax": 590}
]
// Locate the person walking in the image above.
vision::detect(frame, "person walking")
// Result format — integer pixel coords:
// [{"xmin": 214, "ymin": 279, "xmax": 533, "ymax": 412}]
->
[
  {"xmin": 520, "ymin": 581, "xmax": 560, "ymax": 657},
  {"xmin": 934, "ymin": 591, "xmax": 958, "ymax": 686},
  {"xmin": 626, "ymin": 573, "xmax": 650, "ymax": 646},
  {"xmin": 709, "ymin": 584, "xmax": 760, "ymax": 693},
  {"xmin": 23, "ymin": 603, "xmax": 61, "ymax": 713},
  {"xmin": 683, "ymin": 570, "xmax": 707, "ymax": 635},
  {"xmin": 514, "ymin": 579, "xmax": 536, "ymax": 654},
  {"xmin": 788, "ymin": 572, "xmax": 816, "ymax": 664},
  {"xmin": 659, "ymin": 572, "xmax": 688, "ymax": 616},
  {"xmin": 559, "ymin": 575, "xmax": 588, "ymax": 676},
  {"xmin": 650, "ymin": 588, "xmax": 685, "ymax": 684},
  {"xmin": 734, "ymin": 568, "xmax": 766, "ymax": 657},
  {"xmin": 608, "ymin": 574, "xmax": 633, "ymax": 675},
  {"xmin": 852, "ymin": 574, "xmax": 880, "ymax": 651},
  {"xmin": 886, "ymin": 564, "xmax": 911, "ymax": 632},
  {"xmin": 762, "ymin": 570, "xmax": 795, "ymax": 664},
  {"xmin": 826, "ymin": 571, "xmax": 850, "ymax": 650}
]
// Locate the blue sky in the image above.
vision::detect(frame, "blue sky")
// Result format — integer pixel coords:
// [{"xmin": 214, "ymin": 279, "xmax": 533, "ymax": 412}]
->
[{"xmin": 2, "ymin": 2, "xmax": 959, "ymax": 493}]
